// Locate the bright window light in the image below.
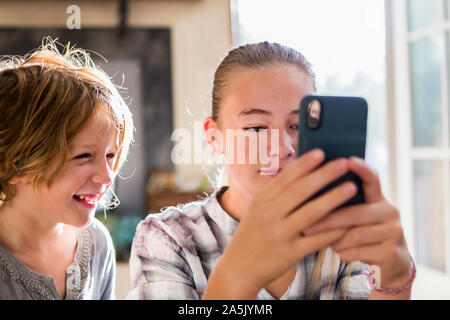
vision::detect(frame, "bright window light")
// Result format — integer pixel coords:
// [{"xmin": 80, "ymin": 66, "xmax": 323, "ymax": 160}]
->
[{"xmin": 236, "ymin": 0, "xmax": 389, "ymax": 196}]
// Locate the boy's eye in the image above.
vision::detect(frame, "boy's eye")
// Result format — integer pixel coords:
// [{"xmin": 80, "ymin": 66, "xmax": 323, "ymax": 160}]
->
[
  {"xmin": 290, "ymin": 124, "xmax": 299, "ymax": 131},
  {"xmin": 73, "ymin": 153, "xmax": 116, "ymax": 160},
  {"xmin": 74, "ymin": 153, "xmax": 91, "ymax": 159},
  {"xmin": 244, "ymin": 126, "xmax": 268, "ymax": 133}
]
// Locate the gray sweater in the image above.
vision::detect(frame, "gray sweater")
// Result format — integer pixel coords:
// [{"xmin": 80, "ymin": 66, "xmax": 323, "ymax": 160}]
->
[{"xmin": 0, "ymin": 218, "xmax": 116, "ymax": 300}]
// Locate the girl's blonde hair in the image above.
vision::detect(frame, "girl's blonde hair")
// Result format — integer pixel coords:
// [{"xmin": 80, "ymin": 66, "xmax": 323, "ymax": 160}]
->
[
  {"xmin": 0, "ymin": 38, "xmax": 134, "ymax": 208},
  {"xmin": 212, "ymin": 41, "xmax": 316, "ymax": 122},
  {"xmin": 211, "ymin": 42, "xmax": 351, "ymax": 299}
]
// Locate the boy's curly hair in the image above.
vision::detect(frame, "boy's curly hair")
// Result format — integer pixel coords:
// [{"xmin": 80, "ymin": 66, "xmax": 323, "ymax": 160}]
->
[{"xmin": 0, "ymin": 37, "xmax": 134, "ymax": 208}]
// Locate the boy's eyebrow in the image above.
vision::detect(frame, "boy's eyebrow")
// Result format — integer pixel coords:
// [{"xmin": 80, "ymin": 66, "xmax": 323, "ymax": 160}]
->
[
  {"xmin": 71, "ymin": 143, "xmax": 96, "ymax": 149},
  {"xmin": 71, "ymin": 143, "xmax": 117, "ymax": 151}
]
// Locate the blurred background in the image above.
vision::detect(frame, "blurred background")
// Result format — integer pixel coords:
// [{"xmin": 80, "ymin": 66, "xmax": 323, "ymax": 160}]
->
[{"xmin": 1, "ymin": 0, "xmax": 449, "ymax": 299}]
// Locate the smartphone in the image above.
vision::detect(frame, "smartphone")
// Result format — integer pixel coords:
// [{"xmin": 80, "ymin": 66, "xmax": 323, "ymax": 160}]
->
[{"xmin": 297, "ymin": 95, "xmax": 368, "ymax": 206}]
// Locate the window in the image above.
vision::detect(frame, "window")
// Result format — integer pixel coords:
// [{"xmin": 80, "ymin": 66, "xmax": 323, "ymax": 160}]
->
[
  {"xmin": 388, "ymin": 0, "xmax": 450, "ymax": 298},
  {"xmin": 235, "ymin": 0, "xmax": 450, "ymax": 298},
  {"xmin": 233, "ymin": 0, "xmax": 390, "ymax": 197}
]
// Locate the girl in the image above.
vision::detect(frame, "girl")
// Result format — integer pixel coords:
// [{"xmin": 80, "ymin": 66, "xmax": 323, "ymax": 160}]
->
[
  {"xmin": 128, "ymin": 42, "xmax": 414, "ymax": 300},
  {"xmin": 0, "ymin": 40, "xmax": 133, "ymax": 299}
]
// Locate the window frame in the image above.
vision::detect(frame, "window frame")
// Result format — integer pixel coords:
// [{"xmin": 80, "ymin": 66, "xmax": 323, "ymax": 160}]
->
[{"xmin": 386, "ymin": 0, "xmax": 450, "ymax": 298}]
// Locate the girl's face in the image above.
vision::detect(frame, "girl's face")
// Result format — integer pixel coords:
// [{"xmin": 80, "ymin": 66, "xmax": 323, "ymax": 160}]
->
[
  {"xmin": 11, "ymin": 112, "xmax": 118, "ymax": 228},
  {"xmin": 208, "ymin": 64, "xmax": 315, "ymax": 198}
]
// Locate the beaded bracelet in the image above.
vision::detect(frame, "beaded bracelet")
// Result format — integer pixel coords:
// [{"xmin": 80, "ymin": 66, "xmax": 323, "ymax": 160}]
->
[{"xmin": 362, "ymin": 256, "xmax": 416, "ymax": 295}]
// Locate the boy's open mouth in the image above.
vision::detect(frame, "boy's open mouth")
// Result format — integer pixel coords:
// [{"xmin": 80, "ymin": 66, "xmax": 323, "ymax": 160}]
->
[{"xmin": 73, "ymin": 194, "xmax": 98, "ymax": 208}]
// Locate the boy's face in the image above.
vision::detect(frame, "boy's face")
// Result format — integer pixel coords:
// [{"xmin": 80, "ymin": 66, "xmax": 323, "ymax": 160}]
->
[{"xmin": 12, "ymin": 113, "xmax": 118, "ymax": 228}]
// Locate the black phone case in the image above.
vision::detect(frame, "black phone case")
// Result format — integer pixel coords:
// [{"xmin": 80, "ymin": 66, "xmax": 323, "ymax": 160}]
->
[{"xmin": 297, "ymin": 95, "xmax": 368, "ymax": 206}]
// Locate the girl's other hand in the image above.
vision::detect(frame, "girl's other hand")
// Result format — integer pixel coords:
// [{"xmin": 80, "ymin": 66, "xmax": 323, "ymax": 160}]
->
[
  {"xmin": 204, "ymin": 149, "xmax": 359, "ymax": 299},
  {"xmin": 303, "ymin": 157, "xmax": 412, "ymax": 290}
]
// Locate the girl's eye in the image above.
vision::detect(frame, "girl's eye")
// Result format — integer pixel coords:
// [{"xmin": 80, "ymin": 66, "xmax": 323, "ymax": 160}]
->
[
  {"xmin": 244, "ymin": 126, "xmax": 268, "ymax": 133},
  {"xmin": 107, "ymin": 153, "xmax": 116, "ymax": 159},
  {"xmin": 290, "ymin": 124, "xmax": 299, "ymax": 131}
]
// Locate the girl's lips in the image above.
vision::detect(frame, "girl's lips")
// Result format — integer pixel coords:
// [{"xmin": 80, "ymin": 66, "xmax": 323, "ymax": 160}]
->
[{"xmin": 259, "ymin": 168, "xmax": 282, "ymax": 176}]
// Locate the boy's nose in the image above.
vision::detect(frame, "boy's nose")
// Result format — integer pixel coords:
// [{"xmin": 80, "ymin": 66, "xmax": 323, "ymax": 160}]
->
[{"xmin": 92, "ymin": 160, "xmax": 114, "ymax": 185}]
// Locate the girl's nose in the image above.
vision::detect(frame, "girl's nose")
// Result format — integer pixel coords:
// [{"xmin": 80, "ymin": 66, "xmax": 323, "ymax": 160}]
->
[
  {"xmin": 268, "ymin": 128, "xmax": 295, "ymax": 160},
  {"xmin": 280, "ymin": 131, "xmax": 296, "ymax": 160}
]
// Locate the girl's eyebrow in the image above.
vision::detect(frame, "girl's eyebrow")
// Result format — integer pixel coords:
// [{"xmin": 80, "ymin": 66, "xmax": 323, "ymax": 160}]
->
[
  {"xmin": 238, "ymin": 108, "xmax": 272, "ymax": 117},
  {"xmin": 238, "ymin": 108, "xmax": 299, "ymax": 117}
]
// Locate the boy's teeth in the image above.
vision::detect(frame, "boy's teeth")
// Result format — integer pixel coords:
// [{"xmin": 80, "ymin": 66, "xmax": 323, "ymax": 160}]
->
[{"xmin": 77, "ymin": 195, "xmax": 96, "ymax": 202}]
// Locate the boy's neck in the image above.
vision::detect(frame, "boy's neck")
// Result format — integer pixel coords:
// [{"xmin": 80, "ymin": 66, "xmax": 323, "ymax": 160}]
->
[{"xmin": 0, "ymin": 202, "xmax": 69, "ymax": 255}]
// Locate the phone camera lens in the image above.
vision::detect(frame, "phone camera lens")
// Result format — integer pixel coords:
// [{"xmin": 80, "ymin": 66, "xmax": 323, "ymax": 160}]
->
[{"xmin": 306, "ymin": 99, "xmax": 322, "ymax": 129}]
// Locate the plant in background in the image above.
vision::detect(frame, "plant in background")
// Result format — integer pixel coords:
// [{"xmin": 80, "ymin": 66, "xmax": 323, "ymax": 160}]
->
[{"xmin": 96, "ymin": 211, "xmax": 143, "ymax": 261}]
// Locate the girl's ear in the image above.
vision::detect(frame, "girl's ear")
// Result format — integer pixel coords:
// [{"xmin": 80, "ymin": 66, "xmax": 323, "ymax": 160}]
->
[{"xmin": 204, "ymin": 117, "xmax": 224, "ymax": 155}]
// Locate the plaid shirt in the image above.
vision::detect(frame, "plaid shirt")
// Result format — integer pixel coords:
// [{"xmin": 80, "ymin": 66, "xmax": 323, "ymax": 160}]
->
[{"xmin": 127, "ymin": 188, "xmax": 371, "ymax": 300}]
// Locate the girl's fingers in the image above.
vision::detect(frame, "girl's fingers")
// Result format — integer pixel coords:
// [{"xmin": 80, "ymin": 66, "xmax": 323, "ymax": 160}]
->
[
  {"xmin": 338, "ymin": 243, "xmax": 413, "ymax": 288},
  {"xmin": 332, "ymin": 223, "xmax": 403, "ymax": 252},
  {"xmin": 293, "ymin": 228, "xmax": 348, "ymax": 257},
  {"xmin": 283, "ymin": 181, "xmax": 358, "ymax": 235},
  {"xmin": 337, "ymin": 242, "xmax": 387, "ymax": 266},
  {"xmin": 264, "ymin": 148, "xmax": 325, "ymax": 199},
  {"xmin": 349, "ymin": 157, "xmax": 383, "ymax": 203},
  {"xmin": 275, "ymin": 158, "xmax": 351, "ymax": 217},
  {"xmin": 302, "ymin": 200, "xmax": 398, "ymax": 235}
]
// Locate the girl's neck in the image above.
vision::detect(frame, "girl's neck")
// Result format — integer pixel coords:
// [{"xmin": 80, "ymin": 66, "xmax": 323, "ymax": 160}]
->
[
  {"xmin": 0, "ymin": 202, "xmax": 69, "ymax": 255},
  {"xmin": 218, "ymin": 183, "xmax": 254, "ymax": 222}
]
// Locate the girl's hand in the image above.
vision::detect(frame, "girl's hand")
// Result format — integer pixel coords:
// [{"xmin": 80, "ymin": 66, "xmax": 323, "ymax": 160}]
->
[
  {"xmin": 303, "ymin": 157, "xmax": 413, "ymax": 289},
  {"xmin": 204, "ymin": 149, "xmax": 358, "ymax": 299}
]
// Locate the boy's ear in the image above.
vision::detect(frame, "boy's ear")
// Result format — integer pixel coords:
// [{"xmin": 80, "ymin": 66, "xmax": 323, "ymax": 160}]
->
[
  {"xmin": 0, "ymin": 166, "xmax": 24, "ymax": 185},
  {"xmin": 8, "ymin": 176, "xmax": 25, "ymax": 185},
  {"xmin": 204, "ymin": 117, "xmax": 224, "ymax": 155}
]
